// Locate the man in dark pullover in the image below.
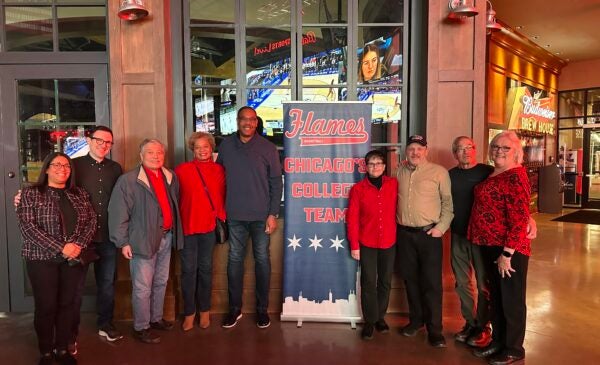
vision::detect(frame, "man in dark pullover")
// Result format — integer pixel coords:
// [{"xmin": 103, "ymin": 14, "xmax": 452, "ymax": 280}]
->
[{"xmin": 217, "ymin": 106, "xmax": 283, "ymax": 329}]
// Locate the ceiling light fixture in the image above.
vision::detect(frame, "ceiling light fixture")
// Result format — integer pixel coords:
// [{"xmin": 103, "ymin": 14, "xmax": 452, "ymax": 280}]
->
[
  {"xmin": 448, "ymin": 0, "xmax": 478, "ymax": 19},
  {"xmin": 486, "ymin": 1, "xmax": 502, "ymax": 34},
  {"xmin": 118, "ymin": 0, "xmax": 149, "ymax": 21}
]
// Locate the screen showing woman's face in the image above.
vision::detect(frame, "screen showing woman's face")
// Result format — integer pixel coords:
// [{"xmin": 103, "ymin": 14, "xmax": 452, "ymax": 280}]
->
[{"xmin": 361, "ymin": 50, "xmax": 379, "ymax": 81}]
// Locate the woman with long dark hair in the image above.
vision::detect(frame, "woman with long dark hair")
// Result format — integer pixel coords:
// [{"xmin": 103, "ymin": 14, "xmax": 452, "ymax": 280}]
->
[{"xmin": 16, "ymin": 152, "xmax": 96, "ymax": 365}]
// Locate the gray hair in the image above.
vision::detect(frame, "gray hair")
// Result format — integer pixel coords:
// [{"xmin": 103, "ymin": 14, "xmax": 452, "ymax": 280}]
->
[
  {"xmin": 139, "ymin": 138, "xmax": 166, "ymax": 153},
  {"xmin": 452, "ymin": 136, "xmax": 475, "ymax": 154},
  {"xmin": 488, "ymin": 131, "xmax": 523, "ymax": 164},
  {"xmin": 187, "ymin": 132, "xmax": 216, "ymax": 151}
]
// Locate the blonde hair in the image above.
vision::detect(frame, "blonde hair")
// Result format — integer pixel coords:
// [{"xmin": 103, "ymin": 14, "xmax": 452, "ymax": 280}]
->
[
  {"xmin": 187, "ymin": 132, "xmax": 216, "ymax": 151},
  {"xmin": 488, "ymin": 131, "xmax": 523, "ymax": 164}
]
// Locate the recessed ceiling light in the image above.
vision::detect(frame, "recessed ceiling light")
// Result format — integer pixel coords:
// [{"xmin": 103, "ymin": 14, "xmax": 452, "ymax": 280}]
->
[
  {"xmin": 555, "ymin": 52, "xmax": 561, "ymax": 55},
  {"xmin": 515, "ymin": 26, "xmax": 523, "ymax": 30},
  {"xmin": 532, "ymin": 35, "xmax": 539, "ymax": 39},
  {"xmin": 545, "ymin": 44, "xmax": 551, "ymax": 48}
]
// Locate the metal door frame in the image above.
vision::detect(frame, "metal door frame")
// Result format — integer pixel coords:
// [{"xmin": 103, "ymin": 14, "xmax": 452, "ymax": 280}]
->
[
  {"xmin": 582, "ymin": 126, "xmax": 600, "ymax": 209},
  {"xmin": 0, "ymin": 63, "xmax": 108, "ymax": 312}
]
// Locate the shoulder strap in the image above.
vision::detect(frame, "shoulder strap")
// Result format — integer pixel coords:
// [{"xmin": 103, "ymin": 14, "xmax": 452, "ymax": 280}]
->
[{"xmin": 194, "ymin": 165, "xmax": 216, "ymax": 213}]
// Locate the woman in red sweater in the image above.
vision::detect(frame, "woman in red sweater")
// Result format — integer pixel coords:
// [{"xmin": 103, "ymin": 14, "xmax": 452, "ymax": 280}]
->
[
  {"xmin": 346, "ymin": 149, "xmax": 398, "ymax": 340},
  {"xmin": 175, "ymin": 132, "xmax": 226, "ymax": 331},
  {"xmin": 468, "ymin": 131, "xmax": 531, "ymax": 365}
]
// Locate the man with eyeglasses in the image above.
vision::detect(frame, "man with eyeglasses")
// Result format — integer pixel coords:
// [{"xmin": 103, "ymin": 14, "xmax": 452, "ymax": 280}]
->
[
  {"xmin": 396, "ymin": 135, "xmax": 453, "ymax": 348},
  {"xmin": 14, "ymin": 125, "xmax": 124, "ymax": 352},
  {"xmin": 216, "ymin": 106, "xmax": 282, "ymax": 329},
  {"xmin": 449, "ymin": 136, "xmax": 536, "ymax": 350}
]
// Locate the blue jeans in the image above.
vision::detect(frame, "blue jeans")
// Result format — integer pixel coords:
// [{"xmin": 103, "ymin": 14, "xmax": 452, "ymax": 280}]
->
[
  {"xmin": 130, "ymin": 232, "xmax": 172, "ymax": 331},
  {"xmin": 181, "ymin": 231, "xmax": 216, "ymax": 315},
  {"xmin": 227, "ymin": 220, "xmax": 270, "ymax": 313}
]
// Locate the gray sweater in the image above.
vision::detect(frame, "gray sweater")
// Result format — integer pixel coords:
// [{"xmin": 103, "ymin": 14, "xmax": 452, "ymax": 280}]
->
[{"xmin": 217, "ymin": 133, "xmax": 282, "ymax": 221}]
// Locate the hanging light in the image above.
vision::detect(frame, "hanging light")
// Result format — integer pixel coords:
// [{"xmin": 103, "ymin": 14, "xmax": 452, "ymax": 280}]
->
[
  {"xmin": 486, "ymin": 1, "xmax": 503, "ymax": 33},
  {"xmin": 118, "ymin": 0, "xmax": 149, "ymax": 21},
  {"xmin": 448, "ymin": 0, "xmax": 478, "ymax": 19}
]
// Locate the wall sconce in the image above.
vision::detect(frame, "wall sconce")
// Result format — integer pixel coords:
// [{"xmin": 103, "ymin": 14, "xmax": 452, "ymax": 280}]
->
[
  {"xmin": 486, "ymin": 1, "xmax": 503, "ymax": 33},
  {"xmin": 448, "ymin": 0, "xmax": 478, "ymax": 19},
  {"xmin": 118, "ymin": 0, "xmax": 149, "ymax": 21}
]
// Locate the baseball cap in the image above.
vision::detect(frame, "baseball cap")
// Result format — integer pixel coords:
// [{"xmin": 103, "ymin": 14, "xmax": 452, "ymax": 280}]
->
[{"xmin": 407, "ymin": 135, "xmax": 427, "ymax": 147}]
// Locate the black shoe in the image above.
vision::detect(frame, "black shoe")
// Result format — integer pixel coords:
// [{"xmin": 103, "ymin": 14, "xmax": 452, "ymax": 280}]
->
[
  {"xmin": 55, "ymin": 350, "xmax": 77, "ymax": 365},
  {"xmin": 257, "ymin": 312, "xmax": 271, "ymax": 329},
  {"xmin": 99, "ymin": 323, "xmax": 124, "ymax": 342},
  {"xmin": 454, "ymin": 323, "xmax": 475, "ymax": 343},
  {"xmin": 374, "ymin": 320, "xmax": 390, "ymax": 333},
  {"xmin": 361, "ymin": 323, "xmax": 374, "ymax": 340},
  {"xmin": 222, "ymin": 310, "xmax": 242, "ymax": 328},
  {"xmin": 488, "ymin": 352, "xmax": 525, "ymax": 365},
  {"xmin": 400, "ymin": 323, "xmax": 423, "ymax": 337},
  {"xmin": 39, "ymin": 353, "xmax": 54, "ymax": 365},
  {"xmin": 428, "ymin": 333, "xmax": 447, "ymax": 348},
  {"xmin": 473, "ymin": 343, "xmax": 503, "ymax": 358},
  {"xmin": 150, "ymin": 319, "xmax": 174, "ymax": 331},
  {"xmin": 133, "ymin": 328, "xmax": 161, "ymax": 344},
  {"xmin": 467, "ymin": 326, "xmax": 492, "ymax": 348}
]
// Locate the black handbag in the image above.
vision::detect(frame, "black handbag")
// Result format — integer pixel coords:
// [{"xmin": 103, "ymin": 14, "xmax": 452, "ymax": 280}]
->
[{"xmin": 195, "ymin": 166, "xmax": 228, "ymax": 244}]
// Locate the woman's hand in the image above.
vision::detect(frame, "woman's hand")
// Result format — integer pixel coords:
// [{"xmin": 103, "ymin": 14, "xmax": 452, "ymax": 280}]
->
[
  {"xmin": 265, "ymin": 215, "xmax": 278, "ymax": 234},
  {"xmin": 496, "ymin": 255, "xmax": 516, "ymax": 278},
  {"xmin": 62, "ymin": 243, "xmax": 81, "ymax": 259},
  {"xmin": 351, "ymin": 250, "xmax": 360, "ymax": 261}
]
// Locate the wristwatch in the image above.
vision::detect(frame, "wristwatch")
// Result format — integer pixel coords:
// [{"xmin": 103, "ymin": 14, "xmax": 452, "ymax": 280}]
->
[{"xmin": 501, "ymin": 251, "xmax": 513, "ymax": 258}]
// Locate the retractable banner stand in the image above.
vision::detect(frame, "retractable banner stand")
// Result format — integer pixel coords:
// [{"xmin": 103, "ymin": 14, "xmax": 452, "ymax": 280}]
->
[{"xmin": 281, "ymin": 101, "xmax": 371, "ymax": 326}]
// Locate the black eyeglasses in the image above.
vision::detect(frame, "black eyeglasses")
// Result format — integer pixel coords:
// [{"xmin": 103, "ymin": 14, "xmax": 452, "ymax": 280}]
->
[
  {"xmin": 49, "ymin": 163, "xmax": 71, "ymax": 170},
  {"xmin": 490, "ymin": 145, "xmax": 511, "ymax": 152},
  {"xmin": 90, "ymin": 137, "xmax": 114, "ymax": 147},
  {"xmin": 367, "ymin": 162, "xmax": 385, "ymax": 168}
]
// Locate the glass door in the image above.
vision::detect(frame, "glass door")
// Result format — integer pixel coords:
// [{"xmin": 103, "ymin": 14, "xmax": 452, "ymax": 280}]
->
[
  {"xmin": 583, "ymin": 128, "xmax": 600, "ymax": 209},
  {"xmin": 0, "ymin": 64, "xmax": 108, "ymax": 311}
]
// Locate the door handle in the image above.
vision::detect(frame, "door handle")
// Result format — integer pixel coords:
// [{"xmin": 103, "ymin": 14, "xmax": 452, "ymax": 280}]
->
[{"xmin": 8, "ymin": 171, "xmax": 15, "ymax": 178}]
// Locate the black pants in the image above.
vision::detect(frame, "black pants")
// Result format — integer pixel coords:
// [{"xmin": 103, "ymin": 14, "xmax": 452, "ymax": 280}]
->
[
  {"xmin": 481, "ymin": 246, "xmax": 528, "ymax": 357},
  {"xmin": 360, "ymin": 245, "xmax": 396, "ymax": 325},
  {"xmin": 397, "ymin": 226, "xmax": 443, "ymax": 334},
  {"xmin": 26, "ymin": 259, "xmax": 85, "ymax": 354}
]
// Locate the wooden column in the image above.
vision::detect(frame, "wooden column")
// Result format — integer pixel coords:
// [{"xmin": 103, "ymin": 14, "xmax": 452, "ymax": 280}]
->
[{"xmin": 108, "ymin": 0, "xmax": 175, "ymax": 321}]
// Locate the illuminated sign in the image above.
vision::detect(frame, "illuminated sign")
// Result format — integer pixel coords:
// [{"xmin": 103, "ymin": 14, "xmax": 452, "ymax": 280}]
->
[
  {"xmin": 253, "ymin": 31, "xmax": 317, "ymax": 56},
  {"xmin": 506, "ymin": 86, "xmax": 556, "ymax": 135}
]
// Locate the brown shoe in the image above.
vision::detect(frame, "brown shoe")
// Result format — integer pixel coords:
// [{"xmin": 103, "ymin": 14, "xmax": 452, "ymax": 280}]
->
[
  {"xmin": 199, "ymin": 311, "xmax": 210, "ymax": 329},
  {"xmin": 182, "ymin": 314, "xmax": 195, "ymax": 331}
]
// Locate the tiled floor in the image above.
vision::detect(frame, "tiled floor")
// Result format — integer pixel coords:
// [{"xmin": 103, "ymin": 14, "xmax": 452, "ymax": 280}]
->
[{"xmin": 2, "ymin": 211, "xmax": 599, "ymax": 365}]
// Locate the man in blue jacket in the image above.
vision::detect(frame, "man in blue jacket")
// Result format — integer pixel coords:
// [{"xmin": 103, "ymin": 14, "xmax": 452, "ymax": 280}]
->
[
  {"xmin": 108, "ymin": 139, "xmax": 183, "ymax": 344},
  {"xmin": 217, "ymin": 106, "xmax": 283, "ymax": 329}
]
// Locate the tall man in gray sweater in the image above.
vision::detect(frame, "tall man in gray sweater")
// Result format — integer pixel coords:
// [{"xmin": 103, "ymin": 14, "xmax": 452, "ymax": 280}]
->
[{"xmin": 217, "ymin": 106, "xmax": 283, "ymax": 329}]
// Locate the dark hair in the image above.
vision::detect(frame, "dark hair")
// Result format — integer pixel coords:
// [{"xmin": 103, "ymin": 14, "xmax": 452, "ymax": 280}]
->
[
  {"xmin": 33, "ymin": 152, "xmax": 76, "ymax": 192},
  {"xmin": 364, "ymin": 149, "xmax": 386, "ymax": 165},
  {"xmin": 237, "ymin": 106, "xmax": 257, "ymax": 119},
  {"xmin": 358, "ymin": 43, "xmax": 382, "ymax": 82},
  {"xmin": 88, "ymin": 125, "xmax": 114, "ymax": 138},
  {"xmin": 256, "ymin": 116, "xmax": 264, "ymax": 135}
]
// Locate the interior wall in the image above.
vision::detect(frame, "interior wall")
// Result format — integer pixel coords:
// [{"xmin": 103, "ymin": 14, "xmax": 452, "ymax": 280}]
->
[{"xmin": 559, "ymin": 58, "xmax": 600, "ymax": 91}]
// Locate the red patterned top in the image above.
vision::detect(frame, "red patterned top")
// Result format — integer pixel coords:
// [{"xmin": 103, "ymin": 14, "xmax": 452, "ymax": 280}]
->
[{"xmin": 468, "ymin": 166, "xmax": 531, "ymax": 256}]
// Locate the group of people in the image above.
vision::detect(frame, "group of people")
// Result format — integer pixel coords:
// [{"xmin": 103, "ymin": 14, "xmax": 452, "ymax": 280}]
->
[
  {"xmin": 347, "ymin": 132, "xmax": 534, "ymax": 365},
  {"xmin": 16, "ymin": 102, "xmax": 533, "ymax": 365},
  {"xmin": 16, "ymin": 106, "xmax": 282, "ymax": 365}
]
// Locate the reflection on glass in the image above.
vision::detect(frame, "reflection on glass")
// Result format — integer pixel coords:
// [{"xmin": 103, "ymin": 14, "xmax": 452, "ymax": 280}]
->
[
  {"xmin": 302, "ymin": 28, "xmax": 347, "ymax": 86},
  {"xmin": 357, "ymin": 87, "xmax": 401, "ymax": 122},
  {"xmin": 559, "ymin": 118, "xmax": 584, "ymax": 128},
  {"xmin": 58, "ymin": 80, "xmax": 96, "ymax": 123},
  {"xmin": 246, "ymin": 28, "xmax": 291, "ymax": 86},
  {"xmin": 357, "ymin": 27, "xmax": 403, "ymax": 85},
  {"xmin": 358, "ymin": 0, "xmax": 404, "ymax": 23},
  {"xmin": 190, "ymin": 0, "xmax": 235, "ymax": 24},
  {"xmin": 586, "ymin": 89, "xmax": 600, "ymax": 116},
  {"xmin": 18, "ymin": 79, "xmax": 96, "ymax": 183},
  {"xmin": 58, "ymin": 6, "xmax": 106, "ymax": 51},
  {"xmin": 191, "ymin": 28, "xmax": 236, "ymax": 86},
  {"xmin": 192, "ymin": 88, "xmax": 237, "ymax": 135},
  {"xmin": 302, "ymin": 87, "xmax": 345, "ymax": 102},
  {"xmin": 57, "ymin": 0, "xmax": 106, "ymax": 3},
  {"xmin": 247, "ymin": 0, "xmax": 291, "ymax": 26},
  {"xmin": 558, "ymin": 90, "xmax": 584, "ymax": 118},
  {"xmin": 5, "ymin": 7, "xmax": 53, "ymax": 51},
  {"xmin": 247, "ymin": 88, "xmax": 290, "ymax": 146},
  {"xmin": 303, "ymin": 0, "xmax": 347, "ymax": 23}
]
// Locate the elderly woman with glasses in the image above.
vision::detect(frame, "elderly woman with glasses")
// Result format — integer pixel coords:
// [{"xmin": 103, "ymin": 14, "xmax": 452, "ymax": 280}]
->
[
  {"xmin": 16, "ymin": 152, "xmax": 96, "ymax": 365},
  {"xmin": 346, "ymin": 149, "xmax": 398, "ymax": 340},
  {"xmin": 468, "ymin": 131, "xmax": 532, "ymax": 365}
]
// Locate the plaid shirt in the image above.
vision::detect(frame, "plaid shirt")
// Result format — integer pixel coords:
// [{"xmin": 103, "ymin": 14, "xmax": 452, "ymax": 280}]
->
[{"xmin": 17, "ymin": 186, "xmax": 97, "ymax": 261}]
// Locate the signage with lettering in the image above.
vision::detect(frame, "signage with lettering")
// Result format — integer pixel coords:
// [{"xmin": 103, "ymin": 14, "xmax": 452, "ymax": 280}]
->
[{"xmin": 505, "ymin": 82, "xmax": 557, "ymax": 135}]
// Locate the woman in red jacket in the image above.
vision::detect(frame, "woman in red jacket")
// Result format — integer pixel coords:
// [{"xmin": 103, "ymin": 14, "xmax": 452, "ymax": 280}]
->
[
  {"xmin": 468, "ymin": 131, "xmax": 531, "ymax": 365},
  {"xmin": 346, "ymin": 149, "xmax": 398, "ymax": 340},
  {"xmin": 175, "ymin": 132, "xmax": 226, "ymax": 331}
]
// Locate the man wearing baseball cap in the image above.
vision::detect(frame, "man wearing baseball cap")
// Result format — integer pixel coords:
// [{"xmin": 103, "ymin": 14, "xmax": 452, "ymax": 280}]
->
[{"xmin": 396, "ymin": 135, "xmax": 454, "ymax": 348}]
